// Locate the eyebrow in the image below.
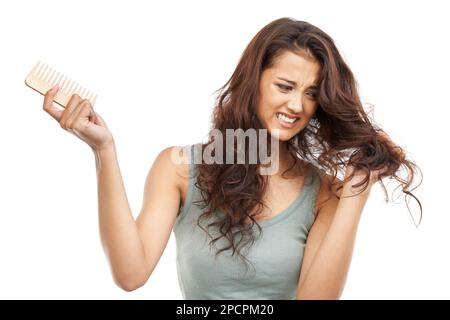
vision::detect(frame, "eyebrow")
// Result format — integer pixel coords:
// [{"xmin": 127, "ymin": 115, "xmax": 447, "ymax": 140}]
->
[{"xmin": 277, "ymin": 77, "xmax": 318, "ymax": 89}]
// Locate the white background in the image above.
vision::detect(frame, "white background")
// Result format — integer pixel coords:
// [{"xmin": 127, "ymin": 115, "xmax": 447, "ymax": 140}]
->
[{"xmin": 0, "ymin": 0, "xmax": 447, "ymax": 299}]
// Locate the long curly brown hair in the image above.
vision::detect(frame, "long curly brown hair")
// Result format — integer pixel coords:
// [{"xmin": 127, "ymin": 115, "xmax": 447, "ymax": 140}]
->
[{"xmin": 191, "ymin": 17, "xmax": 423, "ymax": 271}]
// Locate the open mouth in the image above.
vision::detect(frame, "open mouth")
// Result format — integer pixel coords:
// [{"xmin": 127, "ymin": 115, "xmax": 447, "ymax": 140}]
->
[{"xmin": 276, "ymin": 112, "xmax": 299, "ymax": 125}]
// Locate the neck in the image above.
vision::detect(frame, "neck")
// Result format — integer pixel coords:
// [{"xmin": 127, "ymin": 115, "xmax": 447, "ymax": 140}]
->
[{"xmin": 274, "ymin": 141, "xmax": 299, "ymax": 178}]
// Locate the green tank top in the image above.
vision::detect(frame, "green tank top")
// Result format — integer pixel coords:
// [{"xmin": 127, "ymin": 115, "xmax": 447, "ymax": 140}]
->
[{"xmin": 173, "ymin": 144, "xmax": 321, "ymax": 299}]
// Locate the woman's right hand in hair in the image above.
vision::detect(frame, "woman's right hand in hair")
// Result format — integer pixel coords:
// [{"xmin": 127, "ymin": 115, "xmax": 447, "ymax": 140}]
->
[{"xmin": 43, "ymin": 85, "xmax": 114, "ymax": 151}]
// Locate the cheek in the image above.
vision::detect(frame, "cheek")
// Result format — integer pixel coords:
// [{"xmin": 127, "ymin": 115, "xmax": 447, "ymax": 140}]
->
[
  {"xmin": 304, "ymin": 102, "xmax": 319, "ymax": 118},
  {"xmin": 257, "ymin": 96, "xmax": 279, "ymax": 118},
  {"xmin": 255, "ymin": 103, "xmax": 269, "ymax": 126}
]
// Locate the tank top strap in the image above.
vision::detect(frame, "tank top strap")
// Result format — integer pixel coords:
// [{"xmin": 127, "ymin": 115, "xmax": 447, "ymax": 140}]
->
[{"xmin": 176, "ymin": 144, "xmax": 199, "ymax": 223}]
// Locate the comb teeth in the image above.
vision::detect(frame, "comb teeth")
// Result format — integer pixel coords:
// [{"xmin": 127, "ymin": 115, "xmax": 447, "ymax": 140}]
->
[{"xmin": 25, "ymin": 61, "xmax": 98, "ymax": 108}]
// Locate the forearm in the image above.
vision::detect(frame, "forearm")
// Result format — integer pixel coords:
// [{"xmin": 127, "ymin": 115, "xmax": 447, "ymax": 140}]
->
[
  {"xmin": 94, "ymin": 142, "xmax": 148, "ymax": 289},
  {"xmin": 296, "ymin": 184, "xmax": 371, "ymax": 299}
]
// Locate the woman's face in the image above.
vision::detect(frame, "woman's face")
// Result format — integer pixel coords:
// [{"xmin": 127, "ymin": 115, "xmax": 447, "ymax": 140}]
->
[{"xmin": 256, "ymin": 50, "xmax": 321, "ymax": 142}]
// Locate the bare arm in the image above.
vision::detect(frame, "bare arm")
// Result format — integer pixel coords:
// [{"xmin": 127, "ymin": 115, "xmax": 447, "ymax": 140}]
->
[
  {"xmin": 296, "ymin": 131, "xmax": 397, "ymax": 299},
  {"xmin": 94, "ymin": 142, "xmax": 148, "ymax": 291},
  {"xmin": 42, "ymin": 87, "xmax": 184, "ymax": 292},
  {"xmin": 95, "ymin": 144, "xmax": 184, "ymax": 291},
  {"xmin": 296, "ymin": 175, "xmax": 371, "ymax": 299}
]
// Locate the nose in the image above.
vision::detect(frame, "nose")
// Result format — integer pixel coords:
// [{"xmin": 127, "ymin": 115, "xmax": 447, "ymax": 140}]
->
[{"xmin": 287, "ymin": 93, "xmax": 303, "ymax": 114}]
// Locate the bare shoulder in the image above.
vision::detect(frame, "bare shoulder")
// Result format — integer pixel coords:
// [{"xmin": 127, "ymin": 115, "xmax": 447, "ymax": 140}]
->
[
  {"xmin": 137, "ymin": 145, "xmax": 192, "ymax": 224},
  {"xmin": 159, "ymin": 146, "xmax": 192, "ymax": 209},
  {"xmin": 156, "ymin": 146, "xmax": 190, "ymax": 190}
]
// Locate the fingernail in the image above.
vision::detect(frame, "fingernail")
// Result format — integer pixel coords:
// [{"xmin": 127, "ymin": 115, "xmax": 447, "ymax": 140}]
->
[{"xmin": 52, "ymin": 84, "xmax": 59, "ymax": 91}]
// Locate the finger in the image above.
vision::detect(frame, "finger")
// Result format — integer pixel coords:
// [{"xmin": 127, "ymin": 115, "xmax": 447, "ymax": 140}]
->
[
  {"xmin": 92, "ymin": 111, "xmax": 108, "ymax": 128},
  {"xmin": 377, "ymin": 130, "xmax": 404, "ymax": 158},
  {"xmin": 59, "ymin": 94, "xmax": 82, "ymax": 129},
  {"xmin": 43, "ymin": 85, "xmax": 63, "ymax": 121},
  {"xmin": 71, "ymin": 103, "xmax": 96, "ymax": 138},
  {"xmin": 66, "ymin": 100, "xmax": 92, "ymax": 129}
]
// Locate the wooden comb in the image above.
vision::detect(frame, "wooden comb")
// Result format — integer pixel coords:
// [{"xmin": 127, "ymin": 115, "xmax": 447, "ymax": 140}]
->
[{"xmin": 25, "ymin": 61, "xmax": 97, "ymax": 107}]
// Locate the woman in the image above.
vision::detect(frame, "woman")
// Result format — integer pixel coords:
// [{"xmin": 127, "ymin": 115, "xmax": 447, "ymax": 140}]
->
[{"xmin": 42, "ymin": 17, "xmax": 422, "ymax": 299}]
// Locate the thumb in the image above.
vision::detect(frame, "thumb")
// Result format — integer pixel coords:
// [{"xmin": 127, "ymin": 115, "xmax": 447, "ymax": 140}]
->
[
  {"xmin": 90, "ymin": 111, "xmax": 108, "ymax": 128},
  {"xmin": 43, "ymin": 85, "xmax": 63, "ymax": 121}
]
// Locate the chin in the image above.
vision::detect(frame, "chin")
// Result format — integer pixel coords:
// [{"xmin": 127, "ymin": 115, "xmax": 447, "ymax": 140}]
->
[{"xmin": 266, "ymin": 126, "xmax": 299, "ymax": 142}]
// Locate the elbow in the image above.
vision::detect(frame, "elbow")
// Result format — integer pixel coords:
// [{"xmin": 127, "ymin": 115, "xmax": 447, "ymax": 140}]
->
[
  {"xmin": 114, "ymin": 275, "xmax": 148, "ymax": 292},
  {"xmin": 118, "ymin": 282, "xmax": 142, "ymax": 292},
  {"xmin": 109, "ymin": 257, "xmax": 153, "ymax": 292}
]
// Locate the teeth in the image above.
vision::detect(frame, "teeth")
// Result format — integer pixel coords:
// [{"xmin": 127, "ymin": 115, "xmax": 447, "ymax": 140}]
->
[{"xmin": 277, "ymin": 112, "xmax": 297, "ymax": 124}]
